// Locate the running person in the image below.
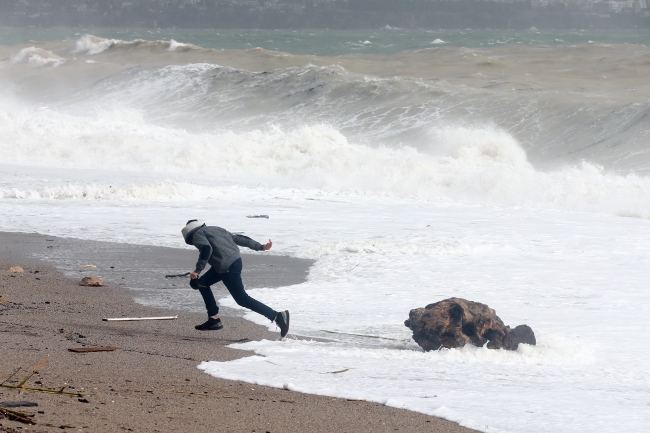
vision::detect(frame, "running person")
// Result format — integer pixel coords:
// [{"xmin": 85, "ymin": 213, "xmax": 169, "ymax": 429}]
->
[{"xmin": 181, "ymin": 220, "xmax": 290, "ymax": 337}]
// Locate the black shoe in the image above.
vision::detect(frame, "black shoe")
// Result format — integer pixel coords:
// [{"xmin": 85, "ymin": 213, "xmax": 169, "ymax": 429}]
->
[
  {"xmin": 195, "ymin": 317, "xmax": 223, "ymax": 331},
  {"xmin": 275, "ymin": 310, "xmax": 290, "ymax": 338}
]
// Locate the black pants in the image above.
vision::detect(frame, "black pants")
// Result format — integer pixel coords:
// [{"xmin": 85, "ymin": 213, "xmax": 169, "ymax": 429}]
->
[{"xmin": 190, "ymin": 258, "xmax": 277, "ymax": 321}]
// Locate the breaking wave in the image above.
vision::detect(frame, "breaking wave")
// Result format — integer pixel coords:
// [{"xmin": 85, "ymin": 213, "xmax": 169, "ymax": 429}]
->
[
  {"xmin": 47, "ymin": 58, "xmax": 650, "ymax": 176},
  {"xmin": 73, "ymin": 34, "xmax": 199, "ymax": 56},
  {"xmin": 10, "ymin": 47, "xmax": 66, "ymax": 67},
  {"xmin": 2, "ymin": 100, "xmax": 650, "ymax": 218},
  {"xmin": 4, "ymin": 36, "xmax": 650, "ymax": 176},
  {"xmin": 2, "ymin": 35, "xmax": 650, "ymax": 218}
]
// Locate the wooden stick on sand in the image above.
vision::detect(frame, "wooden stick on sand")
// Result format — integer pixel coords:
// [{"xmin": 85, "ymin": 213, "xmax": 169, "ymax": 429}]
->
[{"xmin": 103, "ymin": 315, "xmax": 178, "ymax": 322}]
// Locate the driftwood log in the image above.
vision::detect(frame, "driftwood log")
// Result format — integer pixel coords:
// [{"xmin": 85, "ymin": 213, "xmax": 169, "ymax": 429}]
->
[{"xmin": 404, "ymin": 297, "xmax": 535, "ymax": 351}]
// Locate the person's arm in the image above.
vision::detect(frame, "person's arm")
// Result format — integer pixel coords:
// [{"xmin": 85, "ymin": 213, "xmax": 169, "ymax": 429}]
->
[
  {"xmin": 192, "ymin": 231, "xmax": 212, "ymax": 276},
  {"xmin": 231, "ymin": 233, "xmax": 272, "ymax": 251}
]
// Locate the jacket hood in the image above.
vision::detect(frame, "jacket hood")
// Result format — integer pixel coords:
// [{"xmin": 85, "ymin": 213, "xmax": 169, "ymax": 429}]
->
[{"xmin": 181, "ymin": 220, "xmax": 206, "ymax": 244}]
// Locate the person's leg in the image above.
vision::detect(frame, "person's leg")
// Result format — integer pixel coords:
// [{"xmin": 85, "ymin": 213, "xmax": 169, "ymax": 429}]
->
[
  {"xmin": 222, "ymin": 258, "xmax": 277, "ymax": 321},
  {"xmin": 190, "ymin": 268, "xmax": 223, "ymax": 317}
]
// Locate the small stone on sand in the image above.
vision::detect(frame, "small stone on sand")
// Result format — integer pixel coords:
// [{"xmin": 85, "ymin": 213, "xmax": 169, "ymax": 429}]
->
[
  {"xmin": 80, "ymin": 276, "xmax": 104, "ymax": 287},
  {"xmin": 6, "ymin": 266, "xmax": 24, "ymax": 273}
]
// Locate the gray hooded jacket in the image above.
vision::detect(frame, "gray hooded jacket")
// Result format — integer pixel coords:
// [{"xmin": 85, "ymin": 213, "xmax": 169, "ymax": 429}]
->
[{"xmin": 187, "ymin": 225, "xmax": 264, "ymax": 274}]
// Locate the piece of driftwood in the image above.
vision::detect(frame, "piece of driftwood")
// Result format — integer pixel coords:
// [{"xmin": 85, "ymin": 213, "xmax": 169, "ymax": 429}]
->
[
  {"xmin": 164, "ymin": 390, "xmax": 208, "ymax": 397},
  {"xmin": 103, "ymin": 315, "xmax": 178, "ymax": 321},
  {"xmin": 0, "ymin": 406, "xmax": 35, "ymax": 424},
  {"xmin": 0, "ymin": 401, "xmax": 38, "ymax": 408},
  {"xmin": 0, "ymin": 383, "xmax": 84, "ymax": 397},
  {"xmin": 405, "ymin": 297, "xmax": 536, "ymax": 351},
  {"xmin": 165, "ymin": 272, "xmax": 190, "ymax": 278},
  {"xmin": 68, "ymin": 347, "xmax": 120, "ymax": 353}
]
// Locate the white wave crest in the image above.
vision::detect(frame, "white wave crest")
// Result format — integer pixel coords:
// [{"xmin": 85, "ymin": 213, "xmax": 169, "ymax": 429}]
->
[
  {"xmin": 431, "ymin": 39, "xmax": 446, "ymax": 44},
  {"xmin": 73, "ymin": 34, "xmax": 120, "ymax": 55},
  {"xmin": 2, "ymin": 104, "xmax": 650, "ymax": 217},
  {"xmin": 10, "ymin": 47, "xmax": 66, "ymax": 67},
  {"xmin": 167, "ymin": 39, "xmax": 190, "ymax": 51},
  {"xmin": 73, "ymin": 34, "xmax": 199, "ymax": 56}
]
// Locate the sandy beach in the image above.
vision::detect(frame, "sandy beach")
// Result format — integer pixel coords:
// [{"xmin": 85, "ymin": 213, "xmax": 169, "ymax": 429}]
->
[{"xmin": 0, "ymin": 231, "xmax": 476, "ymax": 433}]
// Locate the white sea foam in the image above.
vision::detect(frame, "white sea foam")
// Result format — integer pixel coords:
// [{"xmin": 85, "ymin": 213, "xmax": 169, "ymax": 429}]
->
[
  {"xmin": 2, "ymin": 104, "xmax": 650, "ymax": 218},
  {"xmin": 431, "ymin": 38, "xmax": 446, "ymax": 44},
  {"xmin": 73, "ymin": 34, "xmax": 121, "ymax": 55},
  {"xmin": 0, "ymin": 181, "xmax": 223, "ymax": 200},
  {"xmin": 72, "ymin": 34, "xmax": 199, "ymax": 56},
  {"xmin": 298, "ymin": 239, "xmax": 491, "ymax": 258},
  {"xmin": 198, "ymin": 335, "xmax": 600, "ymax": 432},
  {"xmin": 167, "ymin": 39, "xmax": 189, "ymax": 51},
  {"xmin": 10, "ymin": 47, "xmax": 66, "ymax": 67}
]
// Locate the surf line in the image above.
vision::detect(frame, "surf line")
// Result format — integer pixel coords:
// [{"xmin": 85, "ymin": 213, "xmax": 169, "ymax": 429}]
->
[{"xmin": 320, "ymin": 329, "xmax": 405, "ymax": 341}]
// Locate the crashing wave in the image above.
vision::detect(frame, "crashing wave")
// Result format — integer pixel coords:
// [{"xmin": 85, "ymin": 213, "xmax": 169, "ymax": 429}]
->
[
  {"xmin": 2, "ymin": 99, "xmax": 650, "ymax": 218},
  {"xmin": 73, "ymin": 34, "xmax": 121, "ymax": 55},
  {"xmin": 73, "ymin": 34, "xmax": 200, "ymax": 56},
  {"xmin": 11, "ymin": 47, "xmax": 66, "ymax": 67}
]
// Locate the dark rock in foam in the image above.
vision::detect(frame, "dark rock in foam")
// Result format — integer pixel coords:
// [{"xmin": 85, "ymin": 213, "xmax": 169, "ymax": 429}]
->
[{"xmin": 404, "ymin": 297, "xmax": 535, "ymax": 351}]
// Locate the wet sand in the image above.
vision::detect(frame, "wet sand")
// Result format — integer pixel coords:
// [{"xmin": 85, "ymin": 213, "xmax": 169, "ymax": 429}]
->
[
  {"xmin": 0, "ymin": 231, "xmax": 314, "ymax": 320},
  {"xmin": 0, "ymin": 232, "xmax": 477, "ymax": 433}
]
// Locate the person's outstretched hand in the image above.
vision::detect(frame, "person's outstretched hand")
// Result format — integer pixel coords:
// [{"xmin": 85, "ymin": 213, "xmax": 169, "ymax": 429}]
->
[{"xmin": 263, "ymin": 239, "xmax": 273, "ymax": 251}]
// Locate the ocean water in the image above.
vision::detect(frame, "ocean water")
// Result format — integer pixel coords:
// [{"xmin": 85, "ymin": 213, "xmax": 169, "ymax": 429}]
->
[
  {"xmin": 2, "ymin": 27, "xmax": 650, "ymax": 55},
  {"xmin": 1, "ymin": 30, "xmax": 650, "ymax": 432}
]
